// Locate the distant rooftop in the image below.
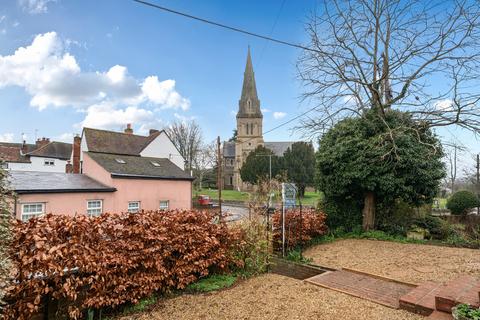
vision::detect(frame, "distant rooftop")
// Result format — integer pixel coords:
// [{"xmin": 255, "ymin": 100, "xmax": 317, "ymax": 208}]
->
[
  {"xmin": 8, "ymin": 171, "xmax": 116, "ymax": 194},
  {"xmin": 86, "ymin": 152, "xmax": 194, "ymax": 180}
]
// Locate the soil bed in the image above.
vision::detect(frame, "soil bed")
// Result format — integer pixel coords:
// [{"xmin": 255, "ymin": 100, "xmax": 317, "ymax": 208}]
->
[{"xmin": 303, "ymin": 238, "xmax": 480, "ymax": 284}]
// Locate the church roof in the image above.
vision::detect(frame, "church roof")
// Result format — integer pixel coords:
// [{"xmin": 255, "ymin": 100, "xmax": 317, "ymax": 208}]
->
[
  {"xmin": 223, "ymin": 141, "xmax": 235, "ymax": 157},
  {"xmin": 264, "ymin": 142, "xmax": 295, "ymax": 157}
]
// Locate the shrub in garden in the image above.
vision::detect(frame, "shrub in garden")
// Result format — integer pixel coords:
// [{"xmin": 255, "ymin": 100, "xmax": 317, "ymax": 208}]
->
[
  {"xmin": 3, "ymin": 210, "xmax": 242, "ymax": 320},
  {"xmin": 447, "ymin": 190, "xmax": 479, "ymax": 215},
  {"xmin": 272, "ymin": 208, "xmax": 328, "ymax": 250},
  {"xmin": 227, "ymin": 217, "xmax": 270, "ymax": 276}
]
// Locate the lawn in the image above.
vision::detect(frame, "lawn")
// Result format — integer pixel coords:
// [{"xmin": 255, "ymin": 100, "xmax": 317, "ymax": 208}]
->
[{"xmin": 193, "ymin": 188, "xmax": 322, "ymax": 207}]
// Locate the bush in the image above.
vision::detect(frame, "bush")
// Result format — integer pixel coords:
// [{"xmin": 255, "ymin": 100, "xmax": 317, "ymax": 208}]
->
[
  {"xmin": 447, "ymin": 190, "xmax": 479, "ymax": 215},
  {"xmin": 4, "ymin": 210, "xmax": 242, "ymax": 320},
  {"xmin": 319, "ymin": 197, "xmax": 362, "ymax": 232},
  {"xmin": 272, "ymin": 208, "xmax": 328, "ymax": 250},
  {"xmin": 227, "ymin": 218, "xmax": 270, "ymax": 277}
]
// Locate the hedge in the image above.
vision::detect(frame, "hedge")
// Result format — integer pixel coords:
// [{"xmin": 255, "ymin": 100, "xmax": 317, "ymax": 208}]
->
[
  {"xmin": 272, "ymin": 208, "xmax": 328, "ymax": 250},
  {"xmin": 3, "ymin": 210, "xmax": 242, "ymax": 319}
]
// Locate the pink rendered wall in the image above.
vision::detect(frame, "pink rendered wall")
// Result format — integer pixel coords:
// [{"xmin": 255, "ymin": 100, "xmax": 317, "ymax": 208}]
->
[
  {"xmin": 13, "ymin": 192, "xmax": 115, "ymax": 219},
  {"xmin": 82, "ymin": 152, "xmax": 192, "ymax": 212}
]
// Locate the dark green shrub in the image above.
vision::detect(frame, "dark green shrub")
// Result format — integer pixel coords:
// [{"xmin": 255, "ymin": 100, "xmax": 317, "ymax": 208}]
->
[
  {"xmin": 320, "ymin": 197, "xmax": 362, "ymax": 232},
  {"xmin": 447, "ymin": 190, "xmax": 479, "ymax": 215}
]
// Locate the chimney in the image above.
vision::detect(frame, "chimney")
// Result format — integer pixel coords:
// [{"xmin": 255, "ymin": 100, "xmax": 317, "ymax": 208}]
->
[
  {"xmin": 124, "ymin": 123, "xmax": 133, "ymax": 134},
  {"xmin": 35, "ymin": 137, "xmax": 50, "ymax": 149},
  {"xmin": 65, "ymin": 160, "xmax": 73, "ymax": 173},
  {"xmin": 21, "ymin": 140, "xmax": 28, "ymax": 155},
  {"xmin": 72, "ymin": 135, "xmax": 81, "ymax": 174},
  {"xmin": 149, "ymin": 129, "xmax": 159, "ymax": 136}
]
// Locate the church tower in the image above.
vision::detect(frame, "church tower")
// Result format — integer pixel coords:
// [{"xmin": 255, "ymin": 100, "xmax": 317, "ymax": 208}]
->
[{"xmin": 233, "ymin": 47, "xmax": 264, "ymax": 190}]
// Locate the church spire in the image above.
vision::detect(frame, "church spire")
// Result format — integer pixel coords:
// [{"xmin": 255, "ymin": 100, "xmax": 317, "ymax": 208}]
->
[{"xmin": 238, "ymin": 46, "xmax": 262, "ymax": 118}]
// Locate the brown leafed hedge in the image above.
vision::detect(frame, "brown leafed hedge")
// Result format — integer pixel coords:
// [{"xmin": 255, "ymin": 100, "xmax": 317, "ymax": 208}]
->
[
  {"xmin": 272, "ymin": 208, "xmax": 328, "ymax": 250},
  {"xmin": 3, "ymin": 210, "xmax": 243, "ymax": 319}
]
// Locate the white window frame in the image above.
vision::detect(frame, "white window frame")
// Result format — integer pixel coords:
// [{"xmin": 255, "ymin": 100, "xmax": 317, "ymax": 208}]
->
[
  {"xmin": 128, "ymin": 201, "xmax": 140, "ymax": 213},
  {"xmin": 159, "ymin": 200, "xmax": 169, "ymax": 210},
  {"xmin": 87, "ymin": 200, "xmax": 103, "ymax": 217},
  {"xmin": 21, "ymin": 203, "xmax": 45, "ymax": 222},
  {"xmin": 44, "ymin": 159, "xmax": 55, "ymax": 166}
]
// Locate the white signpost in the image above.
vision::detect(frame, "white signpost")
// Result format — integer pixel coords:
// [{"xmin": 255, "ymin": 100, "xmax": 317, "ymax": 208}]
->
[{"xmin": 281, "ymin": 183, "xmax": 297, "ymax": 256}]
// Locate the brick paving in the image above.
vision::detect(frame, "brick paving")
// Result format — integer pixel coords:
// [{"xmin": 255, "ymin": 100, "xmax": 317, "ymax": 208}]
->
[{"xmin": 304, "ymin": 269, "xmax": 415, "ymax": 309}]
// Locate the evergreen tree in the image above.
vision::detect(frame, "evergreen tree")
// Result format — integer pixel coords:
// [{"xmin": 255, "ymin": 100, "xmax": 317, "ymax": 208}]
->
[{"xmin": 284, "ymin": 142, "xmax": 315, "ymax": 197}]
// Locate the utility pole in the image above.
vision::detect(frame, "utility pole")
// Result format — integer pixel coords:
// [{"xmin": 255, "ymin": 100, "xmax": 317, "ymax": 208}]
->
[
  {"xmin": 217, "ymin": 136, "xmax": 222, "ymax": 221},
  {"xmin": 477, "ymin": 154, "xmax": 479, "ymax": 215}
]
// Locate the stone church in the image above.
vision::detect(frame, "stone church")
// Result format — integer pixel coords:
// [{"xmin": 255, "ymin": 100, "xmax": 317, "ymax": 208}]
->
[{"xmin": 223, "ymin": 48, "xmax": 294, "ymax": 191}]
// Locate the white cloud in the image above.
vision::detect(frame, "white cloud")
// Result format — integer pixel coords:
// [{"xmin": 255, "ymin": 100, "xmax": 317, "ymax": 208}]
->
[
  {"xmin": 434, "ymin": 99, "xmax": 454, "ymax": 111},
  {"xmin": 0, "ymin": 32, "xmax": 191, "ymax": 131},
  {"xmin": 78, "ymin": 102, "xmax": 154, "ymax": 130},
  {"xmin": 54, "ymin": 132, "xmax": 74, "ymax": 143},
  {"xmin": 261, "ymin": 108, "xmax": 271, "ymax": 113},
  {"xmin": 173, "ymin": 112, "xmax": 195, "ymax": 123},
  {"xmin": 0, "ymin": 133, "xmax": 14, "ymax": 142},
  {"xmin": 273, "ymin": 111, "xmax": 287, "ymax": 120},
  {"xmin": 18, "ymin": 0, "xmax": 56, "ymax": 14}
]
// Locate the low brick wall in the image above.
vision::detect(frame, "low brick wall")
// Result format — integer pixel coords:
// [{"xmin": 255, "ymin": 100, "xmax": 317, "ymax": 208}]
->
[{"xmin": 269, "ymin": 256, "xmax": 333, "ymax": 280}]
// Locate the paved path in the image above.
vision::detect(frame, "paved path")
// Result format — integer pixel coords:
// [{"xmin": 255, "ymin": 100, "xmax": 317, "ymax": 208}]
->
[
  {"xmin": 222, "ymin": 205, "xmax": 249, "ymax": 222},
  {"xmin": 305, "ymin": 269, "xmax": 415, "ymax": 309}
]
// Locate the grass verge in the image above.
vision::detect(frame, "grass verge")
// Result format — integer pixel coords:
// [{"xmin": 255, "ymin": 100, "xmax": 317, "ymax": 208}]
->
[{"xmin": 186, "ymin": 274, "xmax": 237, "ymax": 293}]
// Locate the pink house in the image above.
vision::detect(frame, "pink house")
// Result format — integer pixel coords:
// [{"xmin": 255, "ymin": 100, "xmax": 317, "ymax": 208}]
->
[{"xmin": 9, "ymin": 125, "xmax": 194, "ymax": 221}]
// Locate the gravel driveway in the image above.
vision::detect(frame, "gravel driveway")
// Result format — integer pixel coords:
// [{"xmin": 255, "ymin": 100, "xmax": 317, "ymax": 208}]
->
[
  {"xmin": 120, "ymin": 273, "xmax": 421, "ymax": 320},
  {"xmin": 304, "ymin": 239, "xmax": 480, "ymax": 284}
]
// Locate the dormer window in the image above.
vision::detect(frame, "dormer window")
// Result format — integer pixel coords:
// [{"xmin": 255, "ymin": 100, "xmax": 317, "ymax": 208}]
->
[{"xmin": 115, "ymin": 158, "xmax": 126, "ymax": 164}]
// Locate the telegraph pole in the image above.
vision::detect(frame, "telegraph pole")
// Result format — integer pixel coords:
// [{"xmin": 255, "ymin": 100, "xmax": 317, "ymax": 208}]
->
[
  {"xmin": 217, "ymin": 136, "xmax": 222, "ymax": 221},
  {"xmin": 477, "ymin": 154, "xmax": 479, "ymax": 215}
]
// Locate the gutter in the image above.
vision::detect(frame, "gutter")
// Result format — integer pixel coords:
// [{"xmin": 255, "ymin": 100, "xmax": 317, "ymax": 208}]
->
[
  {"xmin": 111, "ymin": 173, "xmax": 195, "ymax": 181},
  {"xmin": 14, "ymin": 188, "xmax": 117, "ymax": 194}
]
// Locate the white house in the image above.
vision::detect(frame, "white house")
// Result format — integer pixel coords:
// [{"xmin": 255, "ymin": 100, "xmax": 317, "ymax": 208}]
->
[{"xmin": 0, "ymin": 138, "xmax": 72, "ymax": 173}]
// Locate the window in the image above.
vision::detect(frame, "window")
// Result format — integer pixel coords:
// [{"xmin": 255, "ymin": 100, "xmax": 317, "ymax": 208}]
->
[
  {"xmin": 229, "ymin": 176, "xmax": 233, "ymax": 185},
  {"xmin": 87, "ymin": 200, "xmax": 102, "ymax": 217},
  {"xmin": 115, "ymin": 158, "xmax": 126, "ymax": 164},
  {"xmin": 0, "ymin": 162, "xmax": 8, "ymax": 169},
  {"xmin": 159, "ymin": 200, "xmax": 169, "ymax": 210},
  {"xmin": 150, "ymin": 161, "xmax": 161, "ymax": 167},
  {"xmin": 128, "ymin": 201, "xmax": 140, "ymax": 213},
  {"xmin": 21, "ymin": 203, "xmax": 44, "ymax": 222},
  {"xmin": 44, "ymin": 159, "xmax": 55, "ymax": 166}
]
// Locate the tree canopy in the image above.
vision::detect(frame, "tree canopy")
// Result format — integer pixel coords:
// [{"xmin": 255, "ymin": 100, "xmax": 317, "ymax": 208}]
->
[
  {"xmin": 316, "ymin": 110, "xmax": 445, "ymax": 230},
  {"xmin": 240, "ymin": 146, "xmax": 282, "ymax": 185},
  {"xmin": 284, "ymin": 142, "xmax": 315, "ymax": 197}
]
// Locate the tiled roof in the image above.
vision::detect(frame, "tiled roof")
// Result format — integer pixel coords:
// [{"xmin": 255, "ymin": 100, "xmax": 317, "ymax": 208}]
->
[
  {"xmin": 0, "ymin": 142, "xmax": 35, "ymax": 163},
  {"xmin": 83, "ymin": 127, "xmax": 160, "ymax": 156},
  {"xmin": 264, "ymin": 142, "xmax": 296, "ymax": 157},
  {"xmin": 86, "ymin": 152, "xmax": 194, "ymax": 180},
  {"xmin": 223, "ymin": 141, "xmax": 235, "ymax": 157},
  {"xmin": 27, "ymin": 142, "xmax": 72, "ymax": 160},
  {"xmin": 8, "ymin": 171, "xmax": 116, "ymax": 194}
]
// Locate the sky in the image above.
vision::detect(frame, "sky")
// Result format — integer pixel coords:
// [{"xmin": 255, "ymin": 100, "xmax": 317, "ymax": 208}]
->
[
  {"xmin": 0, "ymin": 0, "xmax": 314, "ymax": 145},
  {"xmin": 0, "ymin": 0, "xmax": 479, "ymax": 175}
]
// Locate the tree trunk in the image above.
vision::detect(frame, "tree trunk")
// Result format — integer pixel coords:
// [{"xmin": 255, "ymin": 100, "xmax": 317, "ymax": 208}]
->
[{"xmin": 362, "ymin": 192, "xmax": 376, "ymax": 231}]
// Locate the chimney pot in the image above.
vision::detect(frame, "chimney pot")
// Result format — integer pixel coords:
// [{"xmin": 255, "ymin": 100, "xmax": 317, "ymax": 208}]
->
[
  {"xmin": 149, "ymin": 129, "xmax": 159, "ymax": 136},
  {"xmin": 124, "ymin": 123, "xmax": 133, "ymax": 134}
]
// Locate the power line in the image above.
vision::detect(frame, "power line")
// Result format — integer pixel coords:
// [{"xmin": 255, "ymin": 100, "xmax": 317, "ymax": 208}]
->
[
  {"xmin": 258, "ymin": 0, "xmax": 287, "ymax": 66},
  {"xmin": 132, "ymin": 0, "xmax": 317, "ymax": 53}
]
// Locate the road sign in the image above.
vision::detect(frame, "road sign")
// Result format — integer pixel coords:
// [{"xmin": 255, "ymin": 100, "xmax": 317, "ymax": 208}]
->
[{"xmin": 282, "ymin": 183, "xmax": 296, "ymax": 209}]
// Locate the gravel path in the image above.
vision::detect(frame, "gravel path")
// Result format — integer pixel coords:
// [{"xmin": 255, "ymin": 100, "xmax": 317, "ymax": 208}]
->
[
  {"xmin": 304, "ymin": 239, "xmax": 480, "ymax": 284},
  {"xmin": 120, "ymin": 273, "xmax": 421, "ymax": 320}
]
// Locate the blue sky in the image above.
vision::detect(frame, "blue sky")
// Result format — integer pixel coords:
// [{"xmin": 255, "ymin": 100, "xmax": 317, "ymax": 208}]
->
[
  {"xmin": 0, "ymin": 0, "xmax": 478, "ymax": 173},
  {"xmin": 0, "ymin": 0, "xmax": 314, "ymax": 145}
]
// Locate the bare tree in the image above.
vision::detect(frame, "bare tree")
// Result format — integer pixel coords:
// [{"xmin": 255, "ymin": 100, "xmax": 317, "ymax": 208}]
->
[
  {"xmin": 298, "ymin": 0, "xmax": 480, "ymax": 135},
  {"xmin": 193, "ymin": 140, "xmax": 216, "ymax": 189},
  {"xmin": 298, "ymin": 0, "xmax": 480, "ymax": 229},
  {"xmin": 165, "ymin": 120, "xmax": 203, "ymax": 172},
  {"xmin": 444, "ymin": 142, "xmax": 466, "ymax": 192}
]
